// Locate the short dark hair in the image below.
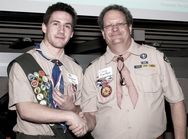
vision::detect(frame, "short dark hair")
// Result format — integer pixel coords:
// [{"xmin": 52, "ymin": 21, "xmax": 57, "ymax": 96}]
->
[
  {"xmin": 43, "ymin": 2, "xmax": 77, "ymax": 29},
  {"xmin": 98, "ymin": 4, "xmax": 133, "ymax": 30}
]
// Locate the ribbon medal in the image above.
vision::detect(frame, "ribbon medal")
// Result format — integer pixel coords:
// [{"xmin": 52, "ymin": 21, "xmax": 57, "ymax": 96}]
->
[
  {"xmin": 97, "ymin": 67, "xmax": 113, "ymax": 97},
  {"xmin": 101, "ymin": 83, "xmax": 112, "ymax": 97}
]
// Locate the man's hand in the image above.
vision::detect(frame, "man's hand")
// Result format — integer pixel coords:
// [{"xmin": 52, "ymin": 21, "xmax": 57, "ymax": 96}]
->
[
  {"xmin": 53, "ymin": 90, "xmax": 75, "ymax": 111},
  {"xmin": 66, "ymin": 112, "xmax": 88, "ymax": 137}
]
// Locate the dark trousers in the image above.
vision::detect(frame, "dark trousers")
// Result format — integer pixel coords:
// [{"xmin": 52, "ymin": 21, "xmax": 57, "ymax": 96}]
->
[{"xmin": 16, "ymin": 125, "xmax": 93, "ymax": 139}]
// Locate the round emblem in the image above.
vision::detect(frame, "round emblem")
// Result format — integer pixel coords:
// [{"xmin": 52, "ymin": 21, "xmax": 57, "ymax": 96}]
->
[
  {"xmin": 39, "ymin": 70, "xmax": 45, "ymax": 77},
  {"xmin": 101, "ymin": 85, "xmax": 112, "ymax": 97},
  {"xmin": 44, "ymin": 82, "xmax": 51, "ymax": 90},
  {"xmin": 37, "ymin": 93, "xmax": 44, "ymax": 101},
  {"xmin": 34, "ymin": 72, "xmax": 39, "ymax": 78},
  {"xmin": 96, "ymin": 79, "xmax": 103, "ymax": 87},
  {"xmin": 31, "ymin": 80, "xmax": 38, "ymax": 88},
  {"xmin": 34, "ymin": 87, "xmax": 41, "ymax": 94},
  {"xmin": 140, "ymin": 53, "xmax": 147, "ymax": 59},
  {"xmin": 41, "ymin": 84, "xmax": 46, "ymax": 91},
  {"xmin": 42, "ymin": 76, "xmax": 48, "ymax": 82},
  {"xmin": 28, "ymin": 73, "xmax": 35, "ymax": 81},
  {"xmin": 40, "ymin": 100, "xmax": 47, "ymax": 105}
]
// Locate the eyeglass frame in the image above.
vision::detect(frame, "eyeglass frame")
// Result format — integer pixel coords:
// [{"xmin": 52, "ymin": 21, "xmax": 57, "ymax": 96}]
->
[{"xmin": 103, "ymin": 22, "xmax": 128, "ymax": 30}]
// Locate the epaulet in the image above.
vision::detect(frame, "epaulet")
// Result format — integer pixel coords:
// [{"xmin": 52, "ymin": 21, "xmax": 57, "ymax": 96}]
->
[{"xmin": 142, "ymin": 44, "xmax": 157, "ymax": 50}]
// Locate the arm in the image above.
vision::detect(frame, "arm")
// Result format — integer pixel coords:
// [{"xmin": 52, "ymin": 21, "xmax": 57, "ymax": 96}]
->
[
  {"xmin": 83, "ymin": 112, "xmax": 96, "ymax": 131},
  {"xmin": 69, "ymin": 112, "xmax": 96, "ymax": 137},
  {"xmin": 16, "ymin": 102, "xmax": 85, "ymax": 128},
  {"xmin": 170, "ymin": 100, "xmax": 187, "ymax": 139}
]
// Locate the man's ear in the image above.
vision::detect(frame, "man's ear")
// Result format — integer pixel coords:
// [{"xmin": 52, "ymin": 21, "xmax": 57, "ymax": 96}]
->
[
  {"xmin": 129, "ymin": 25, "xmax": 132, "ymax": 35},
  {"xmin": 101, "ymin": 30, "xmax": 105, "ymax": 39},
  {"xmin": 42, "ymin": 23, "xmax": 47, "ymax": 34},
  {"xmin": 70, "ymin": 31, "xmax": 74, "ymax": 38}
]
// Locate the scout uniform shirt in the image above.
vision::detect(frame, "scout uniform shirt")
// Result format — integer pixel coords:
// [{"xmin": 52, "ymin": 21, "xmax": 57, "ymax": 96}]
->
[
  {"xmin": 81, "ymin": 39, "xmax": 184, "ymax": 139},
  {"xmin": 8, "ymin": 42, "xmax": 83, "ymax": 135}
]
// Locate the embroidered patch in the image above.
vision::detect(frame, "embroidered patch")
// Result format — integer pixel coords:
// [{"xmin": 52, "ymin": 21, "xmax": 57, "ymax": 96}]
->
[{"xmin": 163, "ymin": 55, "xmax": 170, "ymax": 63}]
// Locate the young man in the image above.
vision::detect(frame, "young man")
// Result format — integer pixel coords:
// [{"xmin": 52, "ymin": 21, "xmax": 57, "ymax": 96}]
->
[
  {"xmin": 81, "ymin": 4, "xmax": 186, "ymax": 139},
  {"xmin": 8, "ymin": 2, "xmax": 88, "ymax": 139}
]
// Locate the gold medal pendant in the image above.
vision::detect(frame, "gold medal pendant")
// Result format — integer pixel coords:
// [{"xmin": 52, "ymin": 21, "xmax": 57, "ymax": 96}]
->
[{"xmin": 101, "ymin": 84, "xmax": 112, "ymax": 97}]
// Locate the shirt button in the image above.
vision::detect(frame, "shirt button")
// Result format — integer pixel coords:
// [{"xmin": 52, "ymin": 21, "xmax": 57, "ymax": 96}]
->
[
  {"xmin": 127, "ymin": 109, "xmax": 129, "ymax": 112},
  {"xmin": 128, "ymin": 126, "xmax": 132, "ymax": 129}
]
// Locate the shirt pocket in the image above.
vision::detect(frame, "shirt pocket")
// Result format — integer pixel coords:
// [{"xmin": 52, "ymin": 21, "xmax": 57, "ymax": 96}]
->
[{"xmin": 134, "ymin": 68, "xmax": 161, "ymax": 93}]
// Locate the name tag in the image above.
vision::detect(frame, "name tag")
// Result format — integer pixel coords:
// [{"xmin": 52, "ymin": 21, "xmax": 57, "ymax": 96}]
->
[
  {"xmin": 67, "ymin": 73, "xmax": 78, "ymax": 85},
  {"xmin": 98, "ymin": 67, "xmax": 112, "ymax": 79}
]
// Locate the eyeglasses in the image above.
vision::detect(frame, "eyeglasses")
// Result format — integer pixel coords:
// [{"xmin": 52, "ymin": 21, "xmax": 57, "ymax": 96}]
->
[{"xmin": 103, "ymin": 22, "xmax": 127, "ymax": 30}]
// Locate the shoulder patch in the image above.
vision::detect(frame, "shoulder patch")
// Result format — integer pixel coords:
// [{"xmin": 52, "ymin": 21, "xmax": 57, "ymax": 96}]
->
[{"xmin": 163, "ymin": 55, "xmax": 170, "ymax": 63}]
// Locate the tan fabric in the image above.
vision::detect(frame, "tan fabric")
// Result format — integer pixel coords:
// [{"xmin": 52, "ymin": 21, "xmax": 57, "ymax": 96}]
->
[
  {"xmin": 81, "ymin": 39, "xmax": 184, "ymax": 139},
  {"xmin": 116, "ymin": 53, "xmax": 138, "ymax": 109},
  {"xmin": 8, "ymin": 42, "xmax": 83, "ymax": 135}
]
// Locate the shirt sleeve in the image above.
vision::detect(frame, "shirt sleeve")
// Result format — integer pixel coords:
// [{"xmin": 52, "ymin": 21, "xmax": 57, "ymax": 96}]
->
[
  {"xmin": 81, "ymin": 66, "xmax": 98, "ymax": 112},
  {"xmin": 157, "ymin": 51, "xmax": 184, "ymax": 103},
  {"xmin": 8, "ymin": 63, "xmax": 36, "ymax": 110}
]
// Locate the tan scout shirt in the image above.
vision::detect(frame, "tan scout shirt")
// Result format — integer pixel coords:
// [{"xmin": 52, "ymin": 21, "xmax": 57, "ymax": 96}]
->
[
  {"xmin": 8, "ymin": 42, "xmax": 83, "ymax": 135},
  {"xmin": 81, "ymin": 39, "xmax": 184, "ymax": 139}
]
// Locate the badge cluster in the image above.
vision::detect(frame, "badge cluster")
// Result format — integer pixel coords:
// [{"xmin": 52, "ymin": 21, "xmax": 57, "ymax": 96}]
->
[{"xmin": 27, "ymin": 70, "xmax": 51, "ymax": 106}]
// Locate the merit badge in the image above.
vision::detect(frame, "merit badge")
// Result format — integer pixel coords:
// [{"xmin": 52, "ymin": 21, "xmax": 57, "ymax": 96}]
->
[
  {"xmin": 27, "ymin": 69, "xmax": 50, "ymax": 106},
  {"xmin": 31, "ymin": 80, "xmax": 38, "ymax": 88},
  {"xmin": 34, "ymin": 87, "xmax": 41, "ymax": 94},
  {"xmin": 140, "ymin": 53, "xmax": 147, "ymax": 59},
  {"xmin": 40, "ymin": 100, "xmax": 47, "ymax": 105},
  {"xmin": 41, "ymin": 84, "xmax": 46, "ymax": 91},
  {"xmin": 42, "ymin": 76, "xmax": 48, "ymax": 82},
  {"xmin": 101, "ymin": 84, "xmax": 112, "ymax": 97},
  {"xmin": 39, "ymin": 70, "xmax": 45, "ymax": 77},
  {"xmin": 37, "ymin": 93, "xmax": 44, "ymax": 101},
  {"xmin": 28, "ymin": 73, "xmax": 35, "ymax": 81},
  {"xmin": 34, "ymin": 72, "xmax": 39, "ymax": 78}
]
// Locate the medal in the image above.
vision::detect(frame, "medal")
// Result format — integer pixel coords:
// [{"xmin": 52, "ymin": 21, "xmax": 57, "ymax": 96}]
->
[
  {"xmin": 101, "ymin": 84, "xmax": 112, "ymax": 97},
  {"xmin": 31, "ymin": 80, "xmax": 38, "ymax": 88}
]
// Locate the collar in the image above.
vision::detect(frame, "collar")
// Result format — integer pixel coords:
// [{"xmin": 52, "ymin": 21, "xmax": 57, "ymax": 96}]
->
[
  {"xmin": 104, "ymin": 39, "xmax": 141, "ymax": 64},
  {"xmin": 39, "ymin": 41, "xmax": 65, "ymax": 63}
]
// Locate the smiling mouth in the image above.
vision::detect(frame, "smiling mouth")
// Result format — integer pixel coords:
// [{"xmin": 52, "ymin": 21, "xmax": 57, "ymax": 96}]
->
[{"xmin": 56, "ymin": 36, "xmax": 65, "ymax": 39}]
